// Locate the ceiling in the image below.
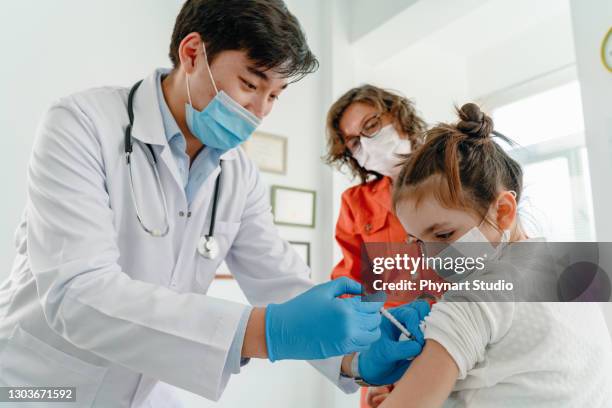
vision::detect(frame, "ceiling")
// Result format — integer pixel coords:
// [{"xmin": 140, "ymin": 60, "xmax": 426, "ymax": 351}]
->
[{"xmin": 351, "ymin": 0, "xmax": 571, "ymax": 63}]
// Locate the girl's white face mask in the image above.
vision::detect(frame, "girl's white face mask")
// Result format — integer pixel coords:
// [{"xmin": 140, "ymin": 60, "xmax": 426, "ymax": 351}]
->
[
  {"xmin": 427, "ymin": 221, "xmax": 511, "ymax": 280},
  {"xmin": 352, "ymin": 125, "xmax": 411, "ymax": 178},
  {"xmin": 452, "ymin": 219, "xmax": 511, "ymax": 256}
]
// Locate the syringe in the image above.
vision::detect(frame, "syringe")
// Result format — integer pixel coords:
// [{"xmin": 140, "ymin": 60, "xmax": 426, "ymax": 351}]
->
[{"xmin": 380, "ymin": 307, "xmax": 414, "ymax": 340}]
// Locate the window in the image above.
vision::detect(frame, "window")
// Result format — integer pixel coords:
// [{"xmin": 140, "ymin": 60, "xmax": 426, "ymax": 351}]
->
[{"xmin": 492, "ymin": 81, "xmax": 595, "ymax": 241}]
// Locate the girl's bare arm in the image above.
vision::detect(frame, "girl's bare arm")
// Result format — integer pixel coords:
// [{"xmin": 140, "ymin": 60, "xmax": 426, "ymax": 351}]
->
[{"xmin": 380, "ymin": 340, "xmax": 459, "ymax": 408}]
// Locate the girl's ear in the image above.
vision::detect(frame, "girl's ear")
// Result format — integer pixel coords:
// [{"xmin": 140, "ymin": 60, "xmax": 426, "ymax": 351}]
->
[{"xmin": 495, "ymin": 190, "xmax": 518, "ymax": 231}]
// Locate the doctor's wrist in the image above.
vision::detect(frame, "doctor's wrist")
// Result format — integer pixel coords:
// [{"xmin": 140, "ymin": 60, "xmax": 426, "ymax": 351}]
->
[
  {"xmin": 341, "ymin": 353, "xmax": 357, "ymax": 377},
  {"xmin": 241, "ymin": 307, "xmax": 268, "ymax": 359}
]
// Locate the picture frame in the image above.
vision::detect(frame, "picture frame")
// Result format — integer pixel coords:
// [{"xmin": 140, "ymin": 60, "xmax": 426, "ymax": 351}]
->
[
  {"xmin": 289, "ymin": 241, "xmax": 311, "ymax": 267},
  {"xmin": 271, "ymin": 185, "xmax": 316, "ymax": 228},
  {"xmin": 243, "ymin": 131, "xmax": 288, "ymax": 174}
]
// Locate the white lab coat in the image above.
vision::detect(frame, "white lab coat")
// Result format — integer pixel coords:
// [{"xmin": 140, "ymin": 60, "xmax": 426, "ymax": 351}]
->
[{"xmin": 0, "ymin": 70, "xmax": 357, "ymax": 407}]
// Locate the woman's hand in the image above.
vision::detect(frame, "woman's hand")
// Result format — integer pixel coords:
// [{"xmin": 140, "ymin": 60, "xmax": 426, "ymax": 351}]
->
[{"xmin": 367, "ymin": 385, "xmax": 393, "ymax": 408}]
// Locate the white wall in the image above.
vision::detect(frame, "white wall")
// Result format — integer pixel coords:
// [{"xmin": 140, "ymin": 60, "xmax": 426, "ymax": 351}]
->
[
  {"xmin": 356, "ymin": 43, "xmax": 469, "ymax": 125},
  {"xmin": 349, "ymin": 0, "xmax": 417, "ymax": 42},
  {"xmin": 0, "ymin": 0, "xmax": 180, "ymax": 275},
  {"xmin": 569, "ymin": 0, "xmax": 612, "ymax": 336},
  {"xmin": 570, "ymin": 0, "xmax": 612, "ymax": 241},
  {"xmin": 321, "ymin": 0, "xmax": 361, "ymax": 274},
  {"xmin": 468, "ymin": 13, "xmax": 576, "ymax": 102}
]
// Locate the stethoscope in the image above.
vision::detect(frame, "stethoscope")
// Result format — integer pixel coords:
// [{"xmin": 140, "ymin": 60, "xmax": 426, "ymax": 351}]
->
[{"xmin": 124, "ymin": 80, "xmax": 221, "ymax": 259}]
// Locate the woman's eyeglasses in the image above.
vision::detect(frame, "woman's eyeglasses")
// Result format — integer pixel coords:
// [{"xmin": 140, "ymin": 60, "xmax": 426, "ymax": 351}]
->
[{"xmin": 344, "ymin": 112, "xmax": 384, "ymax": 154}]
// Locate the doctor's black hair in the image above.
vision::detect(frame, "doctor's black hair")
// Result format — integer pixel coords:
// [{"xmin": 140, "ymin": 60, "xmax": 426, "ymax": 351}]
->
[{"xmin": 169, "ymin": 0, "xmax": 319, "ymax": 81}]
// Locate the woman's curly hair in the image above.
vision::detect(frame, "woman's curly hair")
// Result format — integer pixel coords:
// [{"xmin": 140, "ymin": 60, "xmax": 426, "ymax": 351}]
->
[{"xmin": 324, "ymin": 84, "xmax": 427, "ymax": 184}]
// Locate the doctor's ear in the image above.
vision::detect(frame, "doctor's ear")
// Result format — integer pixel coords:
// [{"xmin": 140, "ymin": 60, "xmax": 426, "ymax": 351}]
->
[
  {"xmin": 178, "ymin": 32, "xmax": 206, "ymax": 75},
  {"xmin": 494, "ymin": 190, "xmax": 518, "ymax": 231}
]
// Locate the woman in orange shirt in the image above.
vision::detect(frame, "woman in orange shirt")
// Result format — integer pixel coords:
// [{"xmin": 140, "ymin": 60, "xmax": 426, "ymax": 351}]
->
[{"xmin": 324, "ymin": 85, "xmax": 442, "ymax": 407}]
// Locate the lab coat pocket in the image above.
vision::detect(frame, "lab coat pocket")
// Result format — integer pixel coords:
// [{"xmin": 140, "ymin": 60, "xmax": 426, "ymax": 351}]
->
[
  {"xmin": 195, "ymin": 221, "xmax": 241, "ymax": 292},
  {"xmin": 0, "ymin": 324, "xmax": 107, "ymax": 407}
]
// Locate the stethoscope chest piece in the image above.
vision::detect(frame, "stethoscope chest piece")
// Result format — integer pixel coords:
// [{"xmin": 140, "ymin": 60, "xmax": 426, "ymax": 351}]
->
[{"xmin": 198, "ymin": 235, "xmax": 219, "ymax": 259}]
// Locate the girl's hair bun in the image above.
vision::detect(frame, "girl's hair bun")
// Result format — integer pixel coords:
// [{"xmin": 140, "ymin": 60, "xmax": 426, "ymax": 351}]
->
[{"xmin": 456, "ymin": 102, "xmax": 493, "ymax": 139}]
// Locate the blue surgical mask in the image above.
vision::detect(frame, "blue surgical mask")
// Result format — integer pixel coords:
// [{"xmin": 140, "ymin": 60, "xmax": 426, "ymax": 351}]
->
[{"xmin": 185, "ymin": 44, "xmax": 261, "ymax": 151}]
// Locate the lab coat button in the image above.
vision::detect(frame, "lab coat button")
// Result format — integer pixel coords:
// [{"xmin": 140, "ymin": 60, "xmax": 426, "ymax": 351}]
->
[
  {"xmin": 187, "ymin": 211, "xmax": 192, "ymax": 217},
  {"xmin": 179, "ymin": 211, "xmax": 185, "ymax": 217}
]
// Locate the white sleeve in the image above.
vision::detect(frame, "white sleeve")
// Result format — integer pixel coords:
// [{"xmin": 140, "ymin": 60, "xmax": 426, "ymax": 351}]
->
[
  {"xmin": 225, "ymin": 158, "xmax": 357, "ymax": 393},
  {"xmin": 308, "ymin": 358, "xmax": 359, "ymax": 394},
  {"xmin": 424, "ymin": 300, "xmax": 515, "ymax": 380},
  {"xmin": 27, "ymin": 100, "xmax": 247, "ymax": 401},
  {"xmin": 224, "ymin": 157, "xmax": 313, "ymax": 305}
]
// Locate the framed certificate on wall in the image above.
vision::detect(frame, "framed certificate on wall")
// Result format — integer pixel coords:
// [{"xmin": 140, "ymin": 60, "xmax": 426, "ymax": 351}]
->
[
  {"xmin": 271, "ymin": 185, "xmax": 316, "ymax": 228},
  {"xmin": 289, "ymin": 241, "xmax": 311, "ymax": 267},
  {"xmin": 243, "ymin": 131, "xmax": 288, "ymax": 174}
]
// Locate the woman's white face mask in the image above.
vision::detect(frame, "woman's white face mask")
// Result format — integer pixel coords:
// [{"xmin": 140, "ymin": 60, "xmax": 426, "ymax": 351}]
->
[{"xmin": 352, "ymin": 125, "xmax": 411, "ymax": 178}]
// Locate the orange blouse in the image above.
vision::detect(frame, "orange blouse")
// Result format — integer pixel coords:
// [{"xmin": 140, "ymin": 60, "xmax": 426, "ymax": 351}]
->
[{"xmin": 331, "ymin": 176, "xmax": 443, "ymax": 306}]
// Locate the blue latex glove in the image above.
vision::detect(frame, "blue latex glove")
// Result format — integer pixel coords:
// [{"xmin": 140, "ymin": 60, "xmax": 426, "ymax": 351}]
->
[
  {"xmin": 265, "ymin": 277, "xmax": 384, "ymax": 362},
  {"xmin": 358, "ymin": 300, "xmax": 431, "ymax": 385}
]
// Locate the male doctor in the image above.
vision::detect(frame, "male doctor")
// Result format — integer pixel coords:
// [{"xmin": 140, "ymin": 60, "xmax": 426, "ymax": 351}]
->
[{"xmin": 0, "ymin": 0, "xmax": 427, "ymax": 406}]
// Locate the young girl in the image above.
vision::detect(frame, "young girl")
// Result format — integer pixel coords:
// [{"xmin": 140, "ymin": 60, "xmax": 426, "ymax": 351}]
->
[{"xmin": 376, "ymin": 103, "xmax": 612, "ymax": 407}]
